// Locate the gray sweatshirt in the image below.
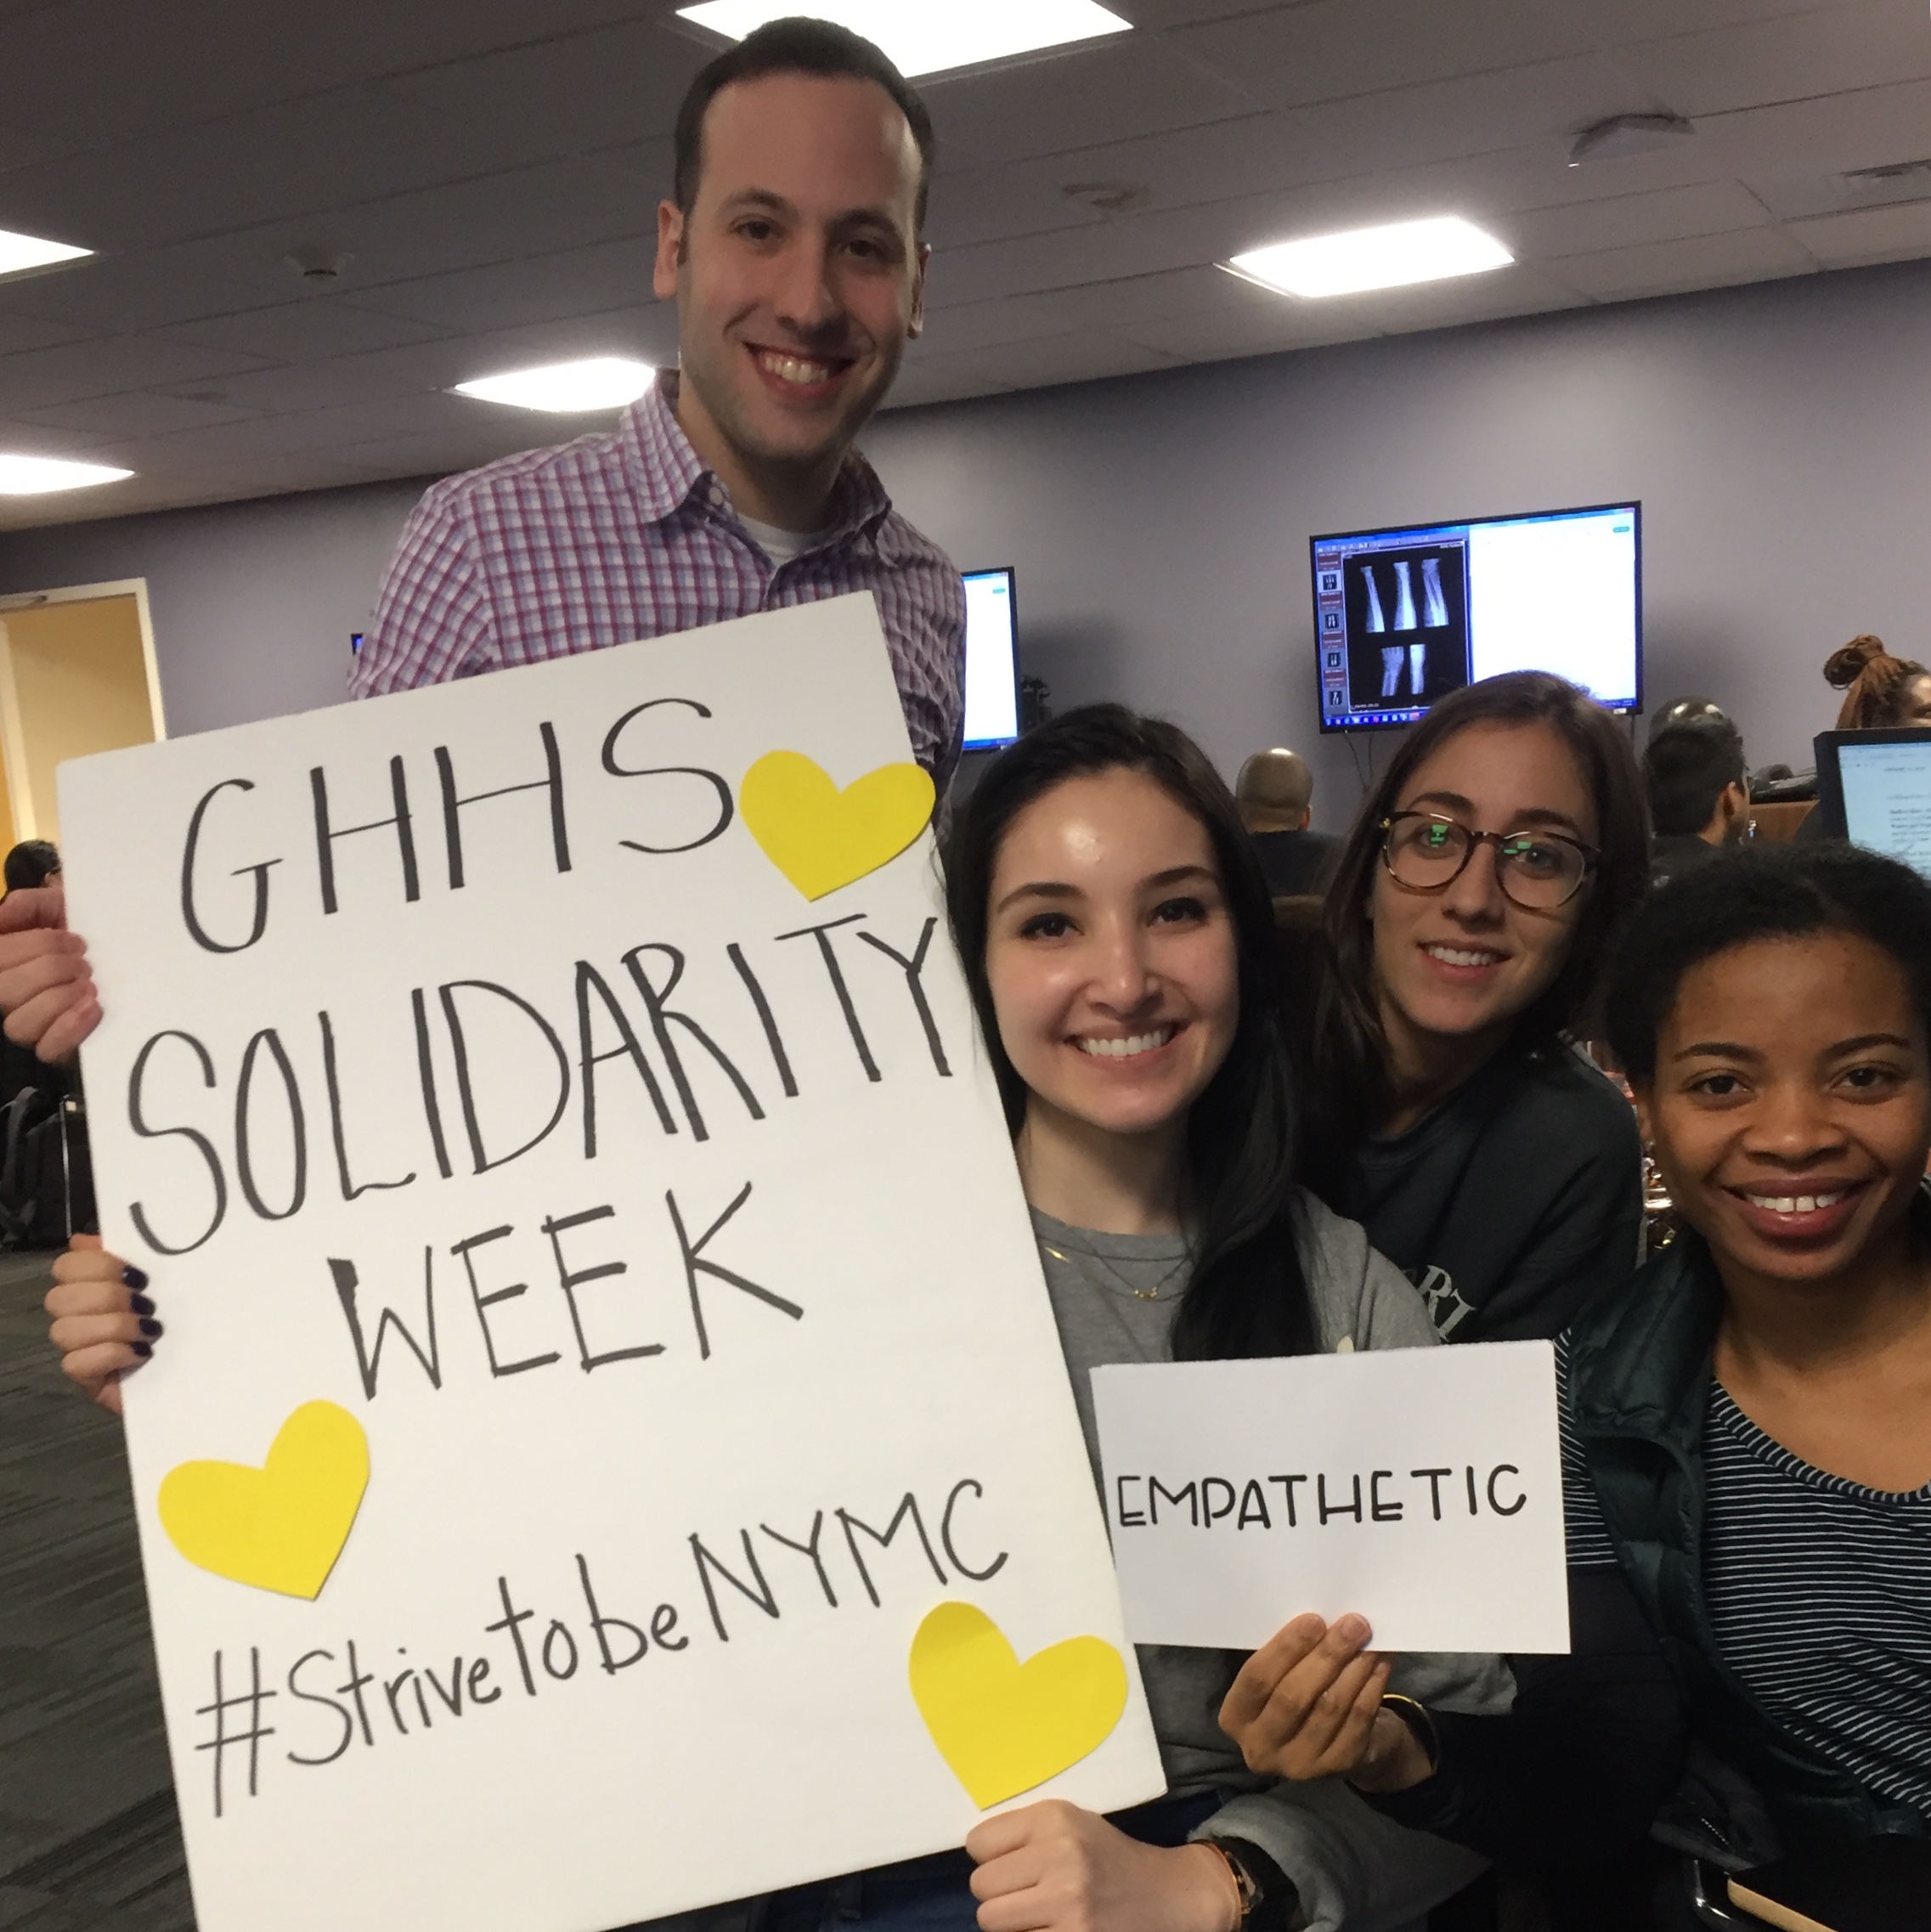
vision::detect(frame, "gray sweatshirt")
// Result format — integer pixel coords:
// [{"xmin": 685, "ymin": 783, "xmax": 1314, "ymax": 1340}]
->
[{"xmin": 1033, "ymin": 1190, "xmax": 1511, "ymax": 1932}]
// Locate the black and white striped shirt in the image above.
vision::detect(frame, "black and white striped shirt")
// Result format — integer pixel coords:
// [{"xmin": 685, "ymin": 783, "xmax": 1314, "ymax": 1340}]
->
[{"xmin": 1559, "ymin": 1345, "xmax": 1931, "ymax": 1816}]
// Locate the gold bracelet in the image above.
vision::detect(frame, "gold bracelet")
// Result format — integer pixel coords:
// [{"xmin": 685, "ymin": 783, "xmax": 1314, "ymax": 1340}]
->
[
  {"xmin": 1200, "ymin": 1839, "xmax": 1254, "ymax": 1929},
  {"xmin": 1378, "ymin": 1693, "xmax": 1441, "ymax": 1775}
]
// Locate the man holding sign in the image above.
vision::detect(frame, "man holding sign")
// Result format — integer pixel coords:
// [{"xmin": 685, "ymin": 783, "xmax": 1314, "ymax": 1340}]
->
[{"xmin": 0, "ymin": 16, "xmax": 963, "ymax": 1068}]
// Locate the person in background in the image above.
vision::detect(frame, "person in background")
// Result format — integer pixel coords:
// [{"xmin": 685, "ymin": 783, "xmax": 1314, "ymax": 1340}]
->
[
  {"xmin": 0, "ymin": 17, "xmax": 965, "ymax": 1068},
  {"xmin": 1826, "ymin": 634, "xmax": 1931, "ymax": 730},
  {"xmin": 1644, "ymin": 712, "xmax": 1747, "ymax": 888},
  {"xmin": 1221, "ymin": 843, "xmax": 1931, "ymax": 1929},
  {"xmin": 1235, "ymin": 747, "xmax": 1340, "ymax": 896},
  {"xmin": 48, "ymin": 704, "xmax": 1509, "ymax": 1932},
  {"xmin": 2, "ymin": 839, "xmax": 59, "ymax": 895},
  {"xmin": 1300, "ymin": 672, "xmax": 1650, "ymax": 1343}
]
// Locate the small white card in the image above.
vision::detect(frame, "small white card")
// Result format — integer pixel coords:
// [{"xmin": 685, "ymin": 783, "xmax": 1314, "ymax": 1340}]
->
[{"xmin": 1092, "ymin": 1341, "xmax": 1569, "ymax": 1655}]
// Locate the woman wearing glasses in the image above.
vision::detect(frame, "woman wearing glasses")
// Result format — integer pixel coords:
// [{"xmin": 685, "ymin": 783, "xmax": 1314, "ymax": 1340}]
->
[{"xmin": 1300, "ymin": 673, "xmax": 1651, "ymax": 1343}]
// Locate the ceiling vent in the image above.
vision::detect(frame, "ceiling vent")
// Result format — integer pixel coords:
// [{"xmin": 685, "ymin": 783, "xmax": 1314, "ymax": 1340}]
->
[
  {"xmin": 1832, "ymin": 157, "xmax": 1931, "ymax": 207},
  {"xmin": 1567, "ymin": 114, "xmax": 1694, "ymax": 167}
]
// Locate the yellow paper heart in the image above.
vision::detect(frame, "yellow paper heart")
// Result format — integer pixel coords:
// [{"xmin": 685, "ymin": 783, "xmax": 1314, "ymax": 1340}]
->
[
  {"xmin": 739, "ymin": 750, "xmax": 934, "ymax": 901},
  {"xmin": 157, "ymin": 1400, "xmax": 369, "ymax": 1601},
  {"xmin": 908, "ymin": 1601, "xmax": 1127, "ymax": 1809}
]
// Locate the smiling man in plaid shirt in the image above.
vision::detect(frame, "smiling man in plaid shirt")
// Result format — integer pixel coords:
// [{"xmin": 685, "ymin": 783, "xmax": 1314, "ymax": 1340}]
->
[
  {"xmin": 0, "ymin": 17, "xmax": 965, "ymax": 1063},
  {"xmin": 353, "ymin": 16, "xmax": 964, "ymax": 791}
]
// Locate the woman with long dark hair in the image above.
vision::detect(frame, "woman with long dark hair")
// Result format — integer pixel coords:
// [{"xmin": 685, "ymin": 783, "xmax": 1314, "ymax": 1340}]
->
[
  {"xmin": 1301, "ymin": 671, "xmax": 1652, "ymax": 1343},
  {"xmin": 48, "ymin": 702, "xmax": 1504, "ymax": 1932}
]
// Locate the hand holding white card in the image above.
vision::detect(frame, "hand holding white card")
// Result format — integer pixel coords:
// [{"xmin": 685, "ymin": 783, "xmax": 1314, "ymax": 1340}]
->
[{"xmin": 1093, "ymin": 1341, "xmax": 1569, "ymax": 1655}]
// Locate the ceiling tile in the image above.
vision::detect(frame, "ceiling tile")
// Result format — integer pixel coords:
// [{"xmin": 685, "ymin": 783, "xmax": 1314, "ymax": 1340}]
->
[
  {"xmin": 1616, "ymin": 0, "xmax": 1931, "ymax": 119},
  {"xmin": 11, "ymin": 391, "xmax": 267, "ymax": 438},
  {"xmin": 0, "ymin": 254, "xmax": 274, "ymax": 331},
  {"xmin": 374, "ymin": 20, "xmax": 706, "ymax": 161},
  {"xmin": 1284, "ymin": 56, "xmax": 1661, "ymax": 178},
  {"xmin": 1111, "ymin": 301, "xmax": 1376, "ymax": 358},
  {"xmin": 1501, "ymin": 179, "xmax": 1773, "ymax": 257},
  {"xmin": 1783, "ymin": 198, "xmax": 1931, "ymax": 266},
  {"xmin": 348, "ymin": 235, "xmax": 662, "ymax": 331},
  {"xmin": 155, "ymin": 299, "xmax": 457, "ymax": 362},
  {"xmin": 0, "ymin": 334, "xmax": 273, "ymax": 411},
  {"xmin": 0, "ymin": 86, "xmax": 561, "ymax": 253},
  {"xmin": 0, "ymin": 309, "xmax": 93, "ymax": 355},
  {"xmin": 1694, "ymin": 76, "xmax": 1931, "ymax": 178},
  {"xmin": 924, "ymin": 36, "xmax": 1256, "ymax": 171},
  {"xmin": 153, "ymin": 157, "xmax": 660, "ymax": 303},
  {"xmin": 1172, "ymin": 0, "xmax": 1604, "ymax": 108},
  {"xmin": 0, "ymin": 0, "xmax": 667, "ymax": 155},
  {"xmin": 1545, "ymin": 225, "xmax": 1815, "ymax": 297},
  {"xmin": 1024, "ymin": 263, "xmax": 1285, "ymax": 330},
  {"xmin": 1324, "ymin": 261, "xmax": 1593, "ymax": 332},
  {"xmin": 911, "ymin": 297, "xmax": 1069, "ymax": 355}
]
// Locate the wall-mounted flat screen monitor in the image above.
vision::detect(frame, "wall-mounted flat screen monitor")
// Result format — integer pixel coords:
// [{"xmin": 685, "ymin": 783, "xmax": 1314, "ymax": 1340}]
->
[
  {"xmin": 1311, "ymin": 501, "xmax": 1642, "ymax": 732},
  {"xmin": 1815, "ymin": 726, "xmax": 1931, "ymax": 877},
  {"xmin": 963, "ymin": 567, "xmax": 1020, "ymax": 750}
]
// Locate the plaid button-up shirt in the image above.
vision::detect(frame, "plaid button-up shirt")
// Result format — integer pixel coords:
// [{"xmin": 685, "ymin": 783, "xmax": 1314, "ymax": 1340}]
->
[{"xmin": 350, "ymin": 376, "xmax": 967, "ymax": 789}]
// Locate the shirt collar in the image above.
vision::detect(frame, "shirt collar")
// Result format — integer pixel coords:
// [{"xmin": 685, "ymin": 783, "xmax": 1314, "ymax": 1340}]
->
[{"xmin": 620, "ymin": 370, "xmax": 897, "ymax": 555}]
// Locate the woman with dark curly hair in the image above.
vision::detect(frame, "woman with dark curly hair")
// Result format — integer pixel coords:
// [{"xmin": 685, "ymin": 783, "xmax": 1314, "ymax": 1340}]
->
[
  {"xmin": 1221, "ymin": 842, "xmax": 1931, "ymax": 1924},
  {"xmin": 1299, "ymin": 672, "xmax": 1652, "ymax": 1344},
  {"xmin": 1825, "ymin": 633, "xmax": 1931, "ymax": 730}
]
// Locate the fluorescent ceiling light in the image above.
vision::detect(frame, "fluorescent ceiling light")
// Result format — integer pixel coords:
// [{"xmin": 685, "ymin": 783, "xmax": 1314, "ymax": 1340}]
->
[
  {"xmin": 0, "ymin": 227, "xmax": 92, "ymax": 279},
  {"xmin": 0, "ymin": 455, "xmax": 133, "ymax": 495},
  {"xmin": 453, "ymin": 358, "xmax": 655, "ymax": 413},
  {"xmin": 677, "ymin": 0, "xmax": 1132, "ymax": 79},
  {"xmin": 1227, "ymin": 217, "xmax": 1513, "ymax": 299}
]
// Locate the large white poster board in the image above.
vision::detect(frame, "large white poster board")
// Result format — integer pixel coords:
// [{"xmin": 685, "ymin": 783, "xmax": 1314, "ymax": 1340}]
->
[
  {"xmin": 1093, "ymin": 1343, "xmax": 1569, "ymax": 1654},
  {"xmin": 59, "ymin": 595, "xmax": 1162, "ymax": 1932}
]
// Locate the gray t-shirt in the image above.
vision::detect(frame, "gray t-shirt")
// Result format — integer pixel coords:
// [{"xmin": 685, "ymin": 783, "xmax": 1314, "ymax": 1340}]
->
[{"xmin": 1032, "ymin": 1190, "xmax": 1510, "ymax": 1932}]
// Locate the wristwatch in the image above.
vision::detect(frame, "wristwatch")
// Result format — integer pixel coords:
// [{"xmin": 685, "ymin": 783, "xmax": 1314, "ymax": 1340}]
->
[{"xmin": 1210, "ymin": 1837, "xmax": 1302, "ymax": 1932}]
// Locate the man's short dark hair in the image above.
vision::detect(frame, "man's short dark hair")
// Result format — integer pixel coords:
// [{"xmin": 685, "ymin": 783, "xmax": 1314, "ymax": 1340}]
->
[
  {"xmin": 1642, "ymin": 719, "xmax": 1746, "ymax": 838},
  {"xmin": 675, "ymin": 17, "xmax": 936, "ymax": 230},
  {"xmin": 3, "ymin": 839, "xmax": 59, "ymax": 894}
]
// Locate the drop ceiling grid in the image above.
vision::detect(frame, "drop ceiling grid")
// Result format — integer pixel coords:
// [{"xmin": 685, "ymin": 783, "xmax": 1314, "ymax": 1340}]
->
[{"xmin": 0, "ymin": 0, "xmax": 1928, "ymax": 527}]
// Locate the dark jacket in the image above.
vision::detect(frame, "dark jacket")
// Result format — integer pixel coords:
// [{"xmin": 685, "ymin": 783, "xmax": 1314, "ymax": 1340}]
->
[
  {"xmin": 1566, "ymin": 1230, "xmax": 1925, "ymax": 1849},
  {"xmin": 1372, "ymin": 1233, "xmax": 1927, "ymax": 1875},
  {"xmin": 1248, "ymin": 827, "xmax": 1340, "ymax": 898}
]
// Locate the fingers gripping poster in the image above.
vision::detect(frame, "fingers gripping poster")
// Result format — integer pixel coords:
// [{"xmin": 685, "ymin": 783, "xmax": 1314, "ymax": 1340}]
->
[{"xmin": 59, "ymin": 595, "xmax": 1164, "ymax": 1932}]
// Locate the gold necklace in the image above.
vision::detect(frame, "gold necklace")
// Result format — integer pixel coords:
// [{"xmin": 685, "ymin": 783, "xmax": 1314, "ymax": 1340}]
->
[{"xmin": 1040, "ymin": 1240, "xmax": 1191, "ymax": 1303}]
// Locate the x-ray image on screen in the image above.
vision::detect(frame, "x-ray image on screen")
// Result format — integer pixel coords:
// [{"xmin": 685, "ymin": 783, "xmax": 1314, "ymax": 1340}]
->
[
  {"xmin": 1343, "ymin": 545, "xmax": 1470, "ymax": 711},
  {"xmin": 1313, "ymin": 503, "xmax": 1642, "ymax": 732}
]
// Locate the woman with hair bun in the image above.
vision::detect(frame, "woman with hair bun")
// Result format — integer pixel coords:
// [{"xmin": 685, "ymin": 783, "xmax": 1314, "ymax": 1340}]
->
[{"xmin": 1824, "ymin": 634, "xmax": 1931, "ymax": 730}]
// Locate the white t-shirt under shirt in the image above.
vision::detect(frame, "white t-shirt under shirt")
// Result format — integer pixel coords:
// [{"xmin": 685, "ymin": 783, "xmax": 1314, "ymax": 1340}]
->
[{"xmin": 737, "ymin": 511, "xmax": 833, "ymax": 569}]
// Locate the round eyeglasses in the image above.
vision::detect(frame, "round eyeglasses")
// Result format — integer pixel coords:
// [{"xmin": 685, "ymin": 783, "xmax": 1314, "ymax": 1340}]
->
[{"xmin": 1379, "ymin": 811, "xmax": 1598, "ymax": 910}]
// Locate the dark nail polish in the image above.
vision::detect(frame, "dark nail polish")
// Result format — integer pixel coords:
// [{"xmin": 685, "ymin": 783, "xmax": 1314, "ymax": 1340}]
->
[
  {"xmin": 129, "ymin": 1294, "xmax": 155, "ymax": 1316},
  {"xmin": 138, "ymin": 1318, "xmax": 162, "ymax": 1337},
  {"xmin": 122, "ymin": 1266, "xmax": 150, "ymax": 1290},
  {"xmin": 132, "ymin": 1341, "xmax": 151, "ymax": 1358}
]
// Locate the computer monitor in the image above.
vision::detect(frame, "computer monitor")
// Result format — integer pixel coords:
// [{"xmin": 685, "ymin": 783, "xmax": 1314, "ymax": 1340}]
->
[
  {"xmin": 1815, "ymin": 727, "xmax": 1931, "ymax": 877},
  {"xmin": 1311, "ymin": 501, "xmax": 1642, "ymax": 732},
  {"xmin": 963, "ymin": 567, "xmax": 1020, "ymax": 750}
]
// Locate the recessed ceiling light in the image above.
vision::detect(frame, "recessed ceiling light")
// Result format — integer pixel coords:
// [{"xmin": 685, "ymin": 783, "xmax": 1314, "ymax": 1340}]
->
[
  {"xmin": 676, "ymin": 1, "xmax": 1132, "ymax": 80},
  {"xmin": 453, "ymin": 358, "xmax": 656, "ymax": 413},
  {"xmin": 0, "ymin": 228, "xmax": 92, "ymax": 280},
  {"xmin": 0, "ymin": 455, "xmax": 133, "ymax": 495},
  {"xmin": 1225, "ymin": 217, "xmax": 1514, "ymax": 299}
]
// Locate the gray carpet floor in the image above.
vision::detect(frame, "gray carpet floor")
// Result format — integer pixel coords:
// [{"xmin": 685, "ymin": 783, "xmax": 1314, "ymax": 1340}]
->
[{"xmin": 0, "ymin": 1249, "xmax": 193, "ymax": 1930}]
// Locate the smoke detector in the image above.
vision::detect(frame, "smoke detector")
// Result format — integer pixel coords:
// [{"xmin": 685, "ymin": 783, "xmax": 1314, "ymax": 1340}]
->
[
  {"xmin": 284, "ymin": 246, "xmax": 353, "ymax": 283},
  {"xmin": 1061, "ymin": 181, "xmax": 1151, "ymax": 215}
]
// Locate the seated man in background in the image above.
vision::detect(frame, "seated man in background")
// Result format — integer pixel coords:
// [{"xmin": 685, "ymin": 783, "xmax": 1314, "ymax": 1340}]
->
[
  {"xmin": 1644, "ymin": 710, "xmax": 1747, "ymax": 887},
  {"xmin": 1236, "ymin": 746, "xmax": 1340, "ymax": 896}
]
